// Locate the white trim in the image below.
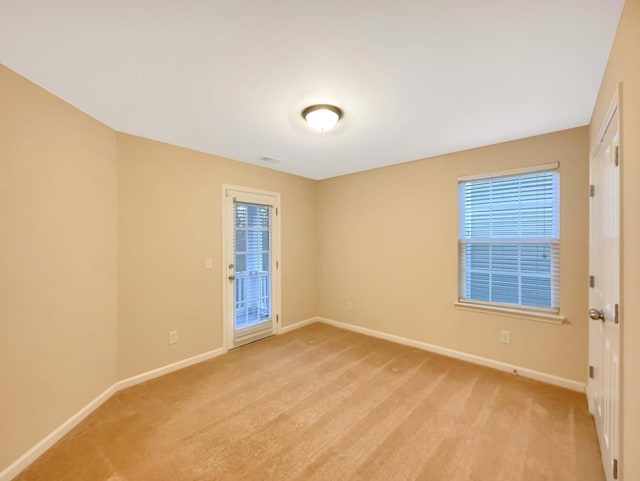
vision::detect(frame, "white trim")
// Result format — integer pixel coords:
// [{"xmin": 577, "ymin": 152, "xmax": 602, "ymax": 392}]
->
[
  {"xmin": 457, "ymin": 162, "xmax": 559, "ymax": 182},
  {"xmin": 590, "ymin": 83, "xmax": 620, "ymax": 159},
  {"xmin": 278, "ymin": 317, "xmax": 317, "ymax": 334},
  {"xmin": 221, "ymin": 186, "xmax": 230, "ymax": 350},
  {"xmin": 0, "ymin": 347, "xmax": 226, "ymax": 481},
  {"xmin": 0, "ymin": 384, "xmax": 118, "ymax": 481},
  {"xmin": 454, "ymin": 301, "xmax": 566, "ymax": 325},
  {"xmin": 115, "ymin": 347, "xmax": 226, "ymax": 391},
  {"xmin": 315, "ymin": 317, "xmax": 585, "ymax": 392},
  {"xmin": 223, "ymin": 184, "xmax": 280, "ymax": 198}
]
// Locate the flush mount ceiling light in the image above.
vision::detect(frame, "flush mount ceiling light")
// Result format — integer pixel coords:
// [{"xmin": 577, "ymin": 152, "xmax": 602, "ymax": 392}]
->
[{"xmin": 301, "ymin": 104, "xmax": 343, "ymax": 132}]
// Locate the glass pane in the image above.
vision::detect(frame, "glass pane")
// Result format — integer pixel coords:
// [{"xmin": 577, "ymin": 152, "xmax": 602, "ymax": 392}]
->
[
  {"xmin": 521, "ymin": 276, "xmax": 551, "ymax": 308},
  {"xmin": 236, "ymin": 254, "xmax": 246, "ymax": 273},
  {"xmin": 461, "ymin": 171, "xmax": 557, "ymax": 240},
  {"xmin": 235, "ymin": 230, "xmax": 246, "ymax": 253},
  {"xmin": 259, "ymin": 206, "xmax": 269, "ymax": 227},
  {"xmin": 492, "ymin": 274, "xmax": 519, "ymax": 304},
  {"xmin": 234, "ymin": 202, "xmax": 272, "ymax": 330},
  {"xmin": 491, "ymin": 244, "xmax": 518, "ymax": 274},
  {"xmin": 469, "ymin": 272, "xmax": 490, "ymax": 301},
  {"xmin": 461, "ymin": 241, "xmax": 554, "ymax": 308},
  {"xmin": 235, "ymin": 205, "xmax": 247, "ymax": 227},
  {"xmin": 521, "ymin": 244, "xmax": 551, "ymax": 275},
  {"xmin": 468, "ymin": 243, "xmax": 490, "ymax": 271}
]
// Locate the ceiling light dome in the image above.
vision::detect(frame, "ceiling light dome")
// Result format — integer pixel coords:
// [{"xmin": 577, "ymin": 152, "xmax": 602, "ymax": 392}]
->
[{"xmin": 302, "ymin": 104, "xmax": 343, "ymax": 132}]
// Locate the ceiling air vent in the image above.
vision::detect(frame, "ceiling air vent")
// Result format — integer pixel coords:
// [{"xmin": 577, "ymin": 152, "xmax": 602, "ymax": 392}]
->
[{"xmin": 260, "ymin": 156, "xmax": 282, "ymax": 164}]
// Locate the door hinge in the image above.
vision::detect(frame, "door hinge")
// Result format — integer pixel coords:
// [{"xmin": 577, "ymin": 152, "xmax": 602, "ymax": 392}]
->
[
  {"xmin": 276, "ymin": 260, "xmax": 279, "ymax": 269},
  {"xmin": 589, "ymin": 365, "xmax": 594, "ymax": 379},
  {"xmin": 613, "ymin": 458, "xmax": 618, "ymax": 479},
  {"xmin": 275, "ymin": 207, "xmax": 279, "ymax": 216},
  {"xmin": 589, "ymin": 275, "xmax": 595, "ymax": 288},
  {"xmin": 614, "ymin": 146, "xmax": 619, "ymax": 167},
  {"xmin": 590, "ymin": 185, "xmax": 595, "ymax": 197},
  {"xmin": 614, "ymin": 304, "xmax": 619, "ymax": 324},
  {"xmin": 276, "ymin": 314, "xmax": 279, "ymax": 323}
]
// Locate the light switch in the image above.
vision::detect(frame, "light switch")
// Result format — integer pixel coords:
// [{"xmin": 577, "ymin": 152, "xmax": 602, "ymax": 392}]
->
[{"xmin": 205, "ymin": 257, "xmax": 214, "ymax": 269}]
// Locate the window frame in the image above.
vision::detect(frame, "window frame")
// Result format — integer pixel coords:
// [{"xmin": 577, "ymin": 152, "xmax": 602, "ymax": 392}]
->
[{"xmin": 456, "ymin": 163, "xmax": 561, "ymax": 318}]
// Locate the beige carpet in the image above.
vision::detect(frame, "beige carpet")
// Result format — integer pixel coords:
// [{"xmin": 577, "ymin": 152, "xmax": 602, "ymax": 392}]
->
[{"xmin": 16, "ymin": 323, "xmax": 604, "ymax": 481}]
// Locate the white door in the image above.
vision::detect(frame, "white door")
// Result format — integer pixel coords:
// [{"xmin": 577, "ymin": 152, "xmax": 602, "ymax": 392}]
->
[
  {"xmin": 588, "ymin": 98, "xmax": 621, "ymax": 481},
  {"xmin": 223, "ymin": 186, "xmax": 280, "ymax": 348}
]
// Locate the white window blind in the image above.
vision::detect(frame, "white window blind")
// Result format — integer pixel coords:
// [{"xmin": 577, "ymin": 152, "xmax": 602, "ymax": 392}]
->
[
  {"xmin": 234, "ymin": 202, "xmax": 272, "ymax": 329},
  {"xmin": 458, "ymin": 168, "xmax": 560, "ymax": 312}
]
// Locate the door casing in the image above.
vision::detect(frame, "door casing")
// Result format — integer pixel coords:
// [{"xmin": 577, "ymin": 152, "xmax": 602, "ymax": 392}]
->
[{"xmin": 222, "ymin": 185, "xmax": 282, "ymax": 350}]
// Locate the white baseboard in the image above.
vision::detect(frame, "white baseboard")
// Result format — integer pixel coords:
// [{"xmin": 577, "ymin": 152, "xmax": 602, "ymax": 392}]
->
[
  {"xmin": 115, "ymin": 347, "xmax": 226, "ymax": 391},
  {"xmin": 0, "ymin": 346, "xmax": 226, "ymax": 481},
  {"xmin": 0, "ymin": 384, "xmax": 118, "ymax": 481},
  {"xmin": 316, "ymin": 317, "xmax": 586, "ymax": 393},
  {"xmin": 278, "ymin": 316, "xmax": 317, "ymax": 334}
]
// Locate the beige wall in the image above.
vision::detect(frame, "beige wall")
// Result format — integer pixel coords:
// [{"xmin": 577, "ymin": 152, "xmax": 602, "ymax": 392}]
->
[
  {"xmin": 317, "ymin": 127, "xmax": 589, "ymax": 382},
  {"xmin": 0, "ymin": 65, "xmax": 317, "ymax": 471},
  {"xmin": 0, "ymin": 65, "xmax": 118, "ymax": 469},
  {"xmin": 590, "ymin": 0, "xmax": 640, "ymax": 477},
  {"xmin": 117, "ymin": 134, "xmax": 317, "ymax": 378}
]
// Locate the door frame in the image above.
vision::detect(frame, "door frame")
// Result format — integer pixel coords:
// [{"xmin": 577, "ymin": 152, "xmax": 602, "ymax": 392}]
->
[
  {"xmin": 221, "ymin": 184, "xmax": 282, "ymax": 350},
  {"xmin": 588, "ymin": 83, "xmax": 623, "ymax": 480}
]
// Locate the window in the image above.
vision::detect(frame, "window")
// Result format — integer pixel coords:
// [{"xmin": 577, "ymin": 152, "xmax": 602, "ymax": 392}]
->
[
  {"xmin": 458, "ymin": 166, "xmax": 560, "ymax": 312},
  {"xmin": 234, "ymin": 202, "xmax": 272, "ymax": 328}
]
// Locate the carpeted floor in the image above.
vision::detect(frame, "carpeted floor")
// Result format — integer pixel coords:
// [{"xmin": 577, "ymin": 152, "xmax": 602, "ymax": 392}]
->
[{"xmin": 16, "ymin": 323, "xmax": 604, "ymax": 481}]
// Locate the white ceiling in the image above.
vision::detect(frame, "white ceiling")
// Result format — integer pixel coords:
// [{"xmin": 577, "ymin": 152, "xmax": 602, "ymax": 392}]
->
[{"xmin": 0, "ymin": 0, "xmax": 624, "ymax": 179}]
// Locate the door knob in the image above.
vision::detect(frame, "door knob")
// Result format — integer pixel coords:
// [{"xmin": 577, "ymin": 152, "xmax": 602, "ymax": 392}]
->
[
  {"xmin": 589, "ymin": 308, "xmax": 605, "ymax": 321},
  {"xmin": 228, "ymin": 275, "xmax": 236, "ymax": 281}
]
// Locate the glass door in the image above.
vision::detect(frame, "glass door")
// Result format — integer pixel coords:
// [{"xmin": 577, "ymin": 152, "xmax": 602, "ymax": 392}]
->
[{"xmin": 224, "ymin": 188, "xmax": 280, "ymax": 348}]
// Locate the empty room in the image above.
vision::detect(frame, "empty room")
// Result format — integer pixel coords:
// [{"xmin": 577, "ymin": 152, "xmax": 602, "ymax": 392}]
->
[{"xmin": 1, "ymin": 1, "xmax": 639, "ymax": 480}]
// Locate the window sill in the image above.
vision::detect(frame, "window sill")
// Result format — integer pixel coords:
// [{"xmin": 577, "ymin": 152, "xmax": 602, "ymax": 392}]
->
[{"xmin": 454, "ymin": 302, "xmax": 566, "ymax": 325}]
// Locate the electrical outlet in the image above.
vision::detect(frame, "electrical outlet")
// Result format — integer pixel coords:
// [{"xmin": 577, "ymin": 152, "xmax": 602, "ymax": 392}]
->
[
  {"xmin": 204, "ymin": 257, "xmax": 213, "ymax": 269},
  {"xmin": 345, "ymin": 301, "xmax": 353, "ymax": 311},
  {"xmin": 500, "ymin": 330, "xmax": 511, "ymax": 344},
  {"xmin": 169, "ymin": 330, "xmax": 178, "ymax": 345}
]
